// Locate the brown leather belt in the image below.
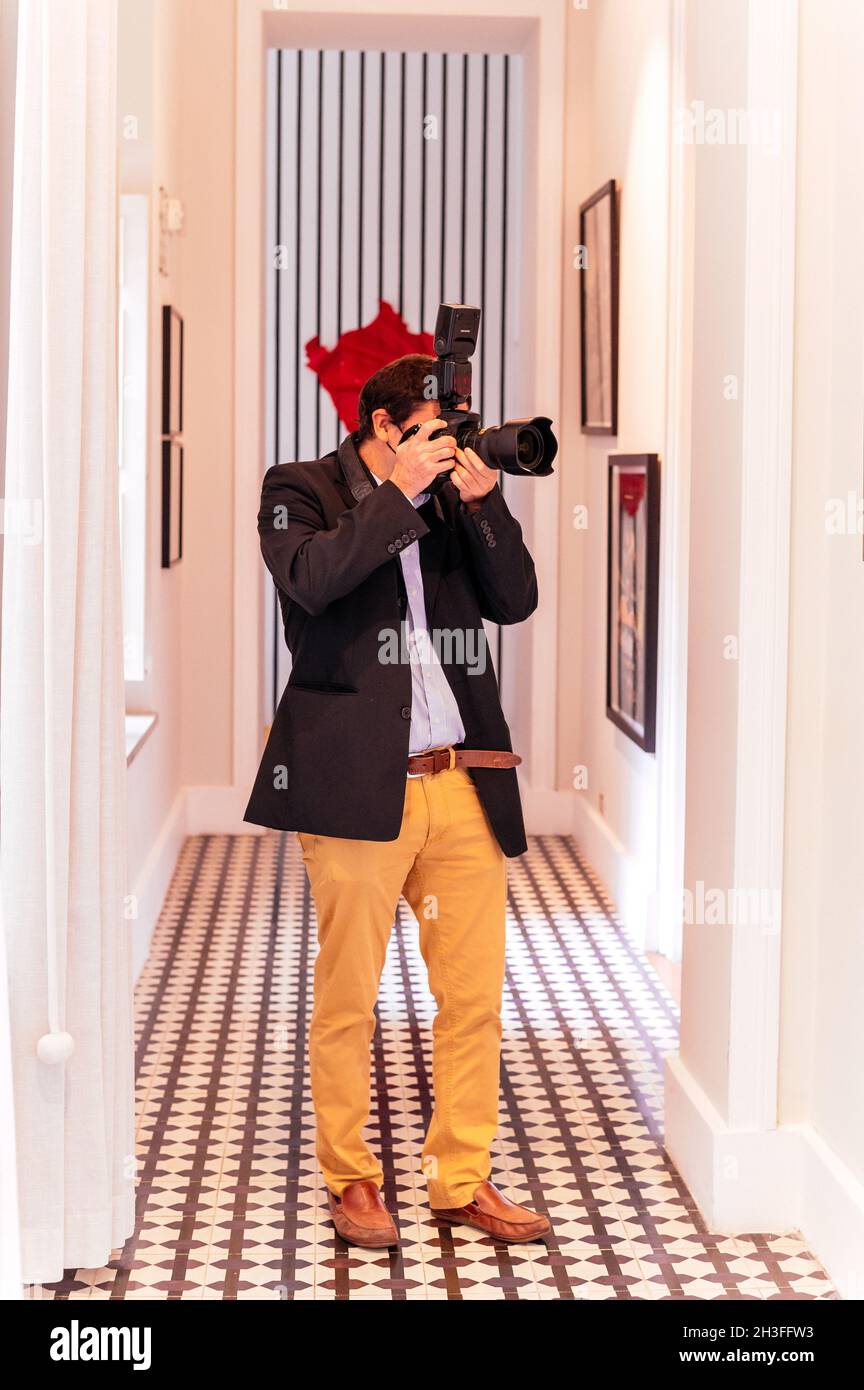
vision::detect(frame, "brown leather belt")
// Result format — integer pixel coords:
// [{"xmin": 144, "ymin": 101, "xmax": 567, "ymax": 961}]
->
[{"xmin": 406, "ymin": 746, "xmax": 521, "ymax": 777}]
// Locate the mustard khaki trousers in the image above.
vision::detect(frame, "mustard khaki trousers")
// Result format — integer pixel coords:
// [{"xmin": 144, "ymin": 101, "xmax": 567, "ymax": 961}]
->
[{"xmin": 297, "ymin": 765, "xmax": 507, "ymax": 1209}]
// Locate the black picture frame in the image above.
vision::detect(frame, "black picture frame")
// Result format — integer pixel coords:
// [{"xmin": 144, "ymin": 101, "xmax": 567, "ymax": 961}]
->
[
  {"xmin": 161, "ymin": 304, "xmax": 184, "ymax": 436},
  {"xmin": 161, "ymin": 439, "xmax": 184, "ymax": 568},
  {"xmin": 606, "ymin": 454, "xmax": 660, "ymax": 752},
  {"xmin": 579, "ymin": 179, "xmax": 620, "ymax": 435}
]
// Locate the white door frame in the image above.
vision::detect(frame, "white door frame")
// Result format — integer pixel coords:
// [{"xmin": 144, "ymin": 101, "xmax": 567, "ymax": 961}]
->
[
  {"xmin": 232, "ymin": 0, "xmax": 566, "ymax": 812},
  {"xmin": 665, "ymin": 0, "xmax": 800, "ymax": 1228},
  {"xmin": 653, "ymin": 0, "xmax": 798, "ymax": 986},
  {"xmin": 727, "ymin": 0, "xmax": 798, "ymax": 1134},
  {"xmin": 651, "ymin": 0, "xmax": 694, "ymax": 962}
]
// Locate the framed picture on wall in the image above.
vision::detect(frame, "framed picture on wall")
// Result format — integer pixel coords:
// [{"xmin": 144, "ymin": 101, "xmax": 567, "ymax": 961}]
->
[
  {"xmin": 161, "ymin": 439, "xmax": 184, "ymax": 568},
  {"xmin": 579, "ymin": 179, "xmax": 619, "ymax": 435},
  {"xmin": 161, "ymin": 304, "xmax": 184, "ymax": 436},
  {"xmin": 606, "ymin": 454, "xmax": 660, "ymax": 752}
]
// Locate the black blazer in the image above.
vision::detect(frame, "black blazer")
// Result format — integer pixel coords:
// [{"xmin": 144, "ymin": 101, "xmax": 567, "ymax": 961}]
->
[{"xmin": 242, "ymin": 433, "xmax": 539, "ymax": 857}]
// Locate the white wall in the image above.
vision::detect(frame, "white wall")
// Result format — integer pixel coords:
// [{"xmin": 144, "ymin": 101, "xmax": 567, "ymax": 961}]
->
[
  {"xmin": 121, "ymin": 0, "xmax": 187, "ymax": 973},
  {"xmin": 781, "ymin": 0, "xmax": 864, "ymax": 1187},
  {"xmin": 558, "ymin": 0, "xmax": 671, "ymax": 944},
  {"xmin": 678, "ymin": 0, "xmax": 748, "ymax": 1118},
  {"xmin": 176, "ymin": 0, "xmax": 235, "ymax": 799}
]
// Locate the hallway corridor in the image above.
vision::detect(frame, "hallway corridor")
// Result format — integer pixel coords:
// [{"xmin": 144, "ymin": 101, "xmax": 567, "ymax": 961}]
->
[{"xmin": 30, "ymin": 836, "xmax": 834, "ymax": 1301}]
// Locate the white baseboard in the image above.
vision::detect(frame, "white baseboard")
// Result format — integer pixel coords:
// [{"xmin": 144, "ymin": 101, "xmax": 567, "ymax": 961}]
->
[
  {"xmin": 665, "ymin": 1051, "xmax": 864, "ymax": 1298},
  {"xmin": 796, "ymin": 1123, "xmax": 864, "ymax": 1300},
  {"xmin": 128, "ymin": 785, "xmax": 257, "ymax": 984},
  {"xmin": 572, "ymin": 794, "xmax": 652, "ymax": 948},
  {"xmin": 665, "ymin": 1051, "xmax": 801, "ymax": 1230},
  {"xmin": 129, "ymin": 788, "xmax": 187, "ymax": 981},
  {"xmin": 184, "ymin": 784, "xmax": 263, "ymax": 835}
]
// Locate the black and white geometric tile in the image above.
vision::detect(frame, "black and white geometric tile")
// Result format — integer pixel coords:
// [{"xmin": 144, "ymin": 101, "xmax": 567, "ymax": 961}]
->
[{"xmin": 32, "ymin": 833, "xmax": 836, "ymax": 1301}]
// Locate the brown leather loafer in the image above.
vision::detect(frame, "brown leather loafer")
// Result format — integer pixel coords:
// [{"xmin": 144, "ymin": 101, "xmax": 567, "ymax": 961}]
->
[
  {"xmin": 328, "ymin": 1179, "xmax": 399, "ymax": 1248},
  {"xmin": 431, "ymin": 1179, "xmax": 551, "ymax": 1244}
]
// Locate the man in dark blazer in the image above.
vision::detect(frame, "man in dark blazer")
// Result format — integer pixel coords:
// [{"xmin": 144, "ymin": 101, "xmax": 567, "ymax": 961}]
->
[{"xmin": 244, "ymin": 354, "xmax": 551, "ymax": 1249}]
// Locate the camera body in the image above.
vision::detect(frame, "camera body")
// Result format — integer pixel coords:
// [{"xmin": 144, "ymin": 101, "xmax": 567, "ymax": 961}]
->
[{"xmin": 400, "ymin": 303, "xmax": 558, "ymax": 488}]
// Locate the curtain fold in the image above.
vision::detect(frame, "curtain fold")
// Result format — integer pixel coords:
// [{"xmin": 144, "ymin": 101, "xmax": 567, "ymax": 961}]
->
[
  {"xmin": 0, "ymin": 885, "xmax": 22, "ymax": 1296},
  {"xmin": 0, "ymin": 0, "xmax": 134, "ymax": 1285}
]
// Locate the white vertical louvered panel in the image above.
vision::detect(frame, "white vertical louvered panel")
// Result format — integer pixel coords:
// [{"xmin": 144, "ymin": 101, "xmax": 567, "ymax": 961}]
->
[{"xmin": 264, "ymin": 48, "xmax": 524, "ymax": 727}]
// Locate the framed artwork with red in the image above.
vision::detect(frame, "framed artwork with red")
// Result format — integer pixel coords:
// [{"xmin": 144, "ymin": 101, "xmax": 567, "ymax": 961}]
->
[{"xmin": 606, "ymin": 454, "xmax": 660, "ymax": 751}]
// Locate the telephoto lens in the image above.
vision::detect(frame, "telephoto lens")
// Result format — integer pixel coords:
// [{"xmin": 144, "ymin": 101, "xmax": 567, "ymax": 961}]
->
[{"xmin": 462, "ymin": 417, "xmax": 558, "ymax": 477}]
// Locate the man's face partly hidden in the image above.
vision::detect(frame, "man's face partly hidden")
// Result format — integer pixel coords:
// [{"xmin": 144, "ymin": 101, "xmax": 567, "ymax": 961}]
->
[{"xmin": 386, "ymin": 399, "xmax": 442, "ymax": 446}]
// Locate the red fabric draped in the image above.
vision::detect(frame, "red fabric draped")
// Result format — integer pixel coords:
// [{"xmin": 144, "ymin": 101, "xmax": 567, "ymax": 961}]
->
[{"xmin": 305, "ymin": 301, "xmax": 434, "ymax": 432}]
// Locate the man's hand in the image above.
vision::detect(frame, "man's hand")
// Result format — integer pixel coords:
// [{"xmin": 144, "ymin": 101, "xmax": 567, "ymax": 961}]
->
[
  {"xmin": 389, "ymin": 418, "xmax": 458, "ymax": 499},
  {"xmin": 449, "ymin": 446, "xmax": 497, "ymax": 507}
]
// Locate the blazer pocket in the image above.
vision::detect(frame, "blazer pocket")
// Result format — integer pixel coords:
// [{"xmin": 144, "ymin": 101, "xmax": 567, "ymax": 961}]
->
[{"xmin": 287, "ymin": 680, "xmax": 359, "ymax": 695}]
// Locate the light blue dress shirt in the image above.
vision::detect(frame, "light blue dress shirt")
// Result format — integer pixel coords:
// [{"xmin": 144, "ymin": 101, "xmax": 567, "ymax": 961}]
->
[{"xmin": 371, "ymin": 472, "xmax": 466, "ymax": 765}]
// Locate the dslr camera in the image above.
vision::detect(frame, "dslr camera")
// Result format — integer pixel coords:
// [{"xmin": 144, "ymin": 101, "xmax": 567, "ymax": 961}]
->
[{"xmin": 400, "ymin": 302, "xmax": 558, "ymax": 488}]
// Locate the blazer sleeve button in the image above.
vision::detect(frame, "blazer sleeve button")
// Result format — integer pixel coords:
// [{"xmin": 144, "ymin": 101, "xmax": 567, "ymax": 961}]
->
[
  {"xmin": 408, "ymin": 528, "xmax": 417, "ymax": 539},
  {"xmin": 387, "ymin": 543, "xmax": 396, "ymax": 553},
  {"xmin": 400, "ymin": 706, "xmax": 412, "ymax": 720}
]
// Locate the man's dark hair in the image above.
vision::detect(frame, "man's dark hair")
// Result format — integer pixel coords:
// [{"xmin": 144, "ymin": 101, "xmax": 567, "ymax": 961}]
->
[{"xmin": 356, "ymin": 353, "xmax": 435, "ymax": 442}]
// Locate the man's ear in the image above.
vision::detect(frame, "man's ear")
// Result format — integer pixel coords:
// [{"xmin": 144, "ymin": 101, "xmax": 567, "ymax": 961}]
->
[{"xmin": 370, "ymin": 407, "xmax": 392, "ymax": 443}]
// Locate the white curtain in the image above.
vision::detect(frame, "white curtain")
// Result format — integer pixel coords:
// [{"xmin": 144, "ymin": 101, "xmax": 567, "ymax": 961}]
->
[
  {"xmin": 0, "ymin": 886, "xmax": 22, "ymax": 1296},
  {"xmin": 1, "ymin": 0, "xmax": 134, "ymax": 1284}
]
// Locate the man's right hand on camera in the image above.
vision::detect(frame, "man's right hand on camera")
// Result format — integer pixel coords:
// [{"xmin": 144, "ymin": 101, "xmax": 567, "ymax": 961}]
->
[{"xmin": 389, "ymin": 417, "xmax": 457, "ymax": 501}]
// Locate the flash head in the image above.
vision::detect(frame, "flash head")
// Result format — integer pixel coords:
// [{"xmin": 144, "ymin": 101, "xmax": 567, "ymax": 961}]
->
[{"xmin": 433, "ymin": 303, "xmax": 481, "ymax": 358}]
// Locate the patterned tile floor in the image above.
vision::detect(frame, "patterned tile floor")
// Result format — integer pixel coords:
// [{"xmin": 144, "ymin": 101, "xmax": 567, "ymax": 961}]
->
[{"xmin": 35, "ymin": 833, "xmax": 835, "ymax": 1301}]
